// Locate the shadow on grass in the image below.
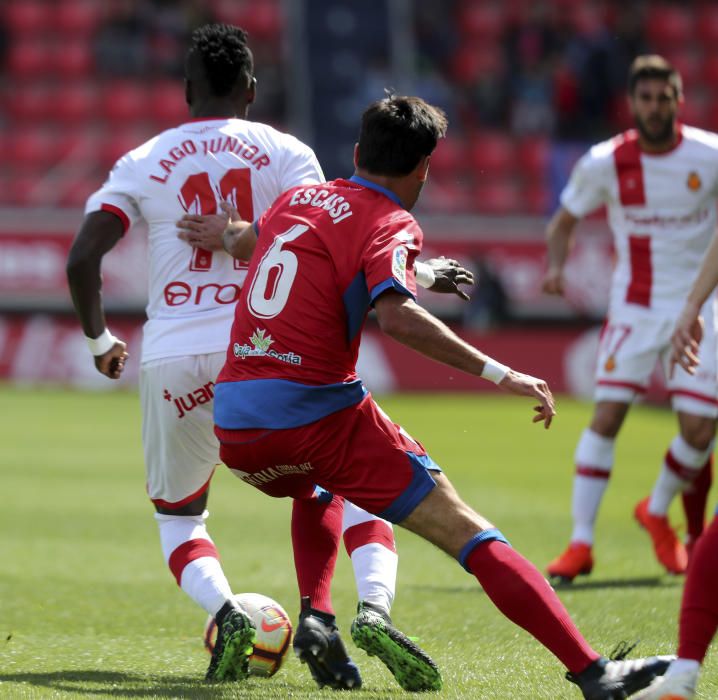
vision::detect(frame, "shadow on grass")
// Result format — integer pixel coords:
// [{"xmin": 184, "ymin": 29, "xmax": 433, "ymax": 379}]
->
[
  {"xmin": 0, "ymin": 670, "xmax": 273, "ymax": 698},
  {"xmin": 0, "ymin": 670, "xmax": 400, "ymax": 698},
  {"xmin": 406, "ymin": 576, "xmax": 679, "ymax": 596},
  {"xmin": 552, "ymin": 576, "xmax": 680, "ymax": 592}
]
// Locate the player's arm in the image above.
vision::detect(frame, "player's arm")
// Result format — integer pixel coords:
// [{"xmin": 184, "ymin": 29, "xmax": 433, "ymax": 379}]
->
[
  {"xmin": 671, "ymin": 230, "xmax": 718, "ymax": 372},
  {"xmin": 66, "ymin": 211, "xmax": 129, "ymax": 379},
  {"xmin": 374, "ymin": 291, "xmax": 555, "ymax": 428},
  {"xmin": 542, "ymin": 206, "xmax": 580, "ymax": 296},
  {"xmin": 178, "ymin": 202, "xmax": 257, "ymax": 260},
  {"xmin": 415, "ymin": 257, "xmax": 475, "ymax": 300}
]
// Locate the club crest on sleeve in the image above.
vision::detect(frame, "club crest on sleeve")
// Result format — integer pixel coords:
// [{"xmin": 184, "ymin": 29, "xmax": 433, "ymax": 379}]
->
[{"xmin": 392, "ymin": 245, "xmax": 408, "ymax": 286}]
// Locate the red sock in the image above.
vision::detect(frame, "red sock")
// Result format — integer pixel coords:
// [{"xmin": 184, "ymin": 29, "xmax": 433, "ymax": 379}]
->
[
  {"xmin": 291, "ymin": 495, "xmax": 344, "ymax": 614},
  {"xmin": 466, "ymin": 540, "xmax": 600, "ymax": 674},
  {"xmin": 678, "ymin": 515, "xmax": 718, "ymax": 662},
  {"xmin": 682, "ymin": 456, "xmax": 713, "ymax": 542}
]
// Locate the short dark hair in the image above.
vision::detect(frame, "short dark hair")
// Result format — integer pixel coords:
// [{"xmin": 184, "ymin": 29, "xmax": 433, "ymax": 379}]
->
[
  {"xmin": 357, "ymin": 95, "xmax": 448, "ymax": 176},
  {"xmin": 628, "ymin": 55, "xmax": 682, "ymax": 98},
  {"xmin": 185, "ymin": 24, "xmax": 254, "ymax": 97}
]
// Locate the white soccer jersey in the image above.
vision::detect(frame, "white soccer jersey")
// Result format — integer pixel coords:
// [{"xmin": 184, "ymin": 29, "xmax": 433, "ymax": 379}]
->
[
  {"xmin": 86, "ymin": 117, "xmax": 324, "ymax": 363},
  {"xmin": 561, "ymin": 125, "xmax": 718, "ymax": 313}
]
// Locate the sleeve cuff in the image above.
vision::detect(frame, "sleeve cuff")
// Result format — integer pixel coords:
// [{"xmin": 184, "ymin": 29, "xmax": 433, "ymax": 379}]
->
[
  {"xmin": 369, "ymin": 278, "xmax": 416, "ymax": 305},
  {"xmin": 100, "ymin": 203, "xmax": 131, "ymax": 234}
]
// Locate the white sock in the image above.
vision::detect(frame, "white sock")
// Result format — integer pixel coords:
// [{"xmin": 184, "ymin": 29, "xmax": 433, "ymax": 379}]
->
[
  {"xmin": 571, "ymin": 429, "xmax": 615, "ymax": 545},
  {"xmin": 343, "ymin": 501, "xmax": 397, "ymax": 615},
  {"xmin": 155, "ymin": 511, "xmax": 233, "ymax": 616},
  {"xmin": 648, "ymin": 436, "xmax": 712, "ymax": 516},
  {"xmin": 351, "ymin": 543, "xmax": 397, "ymax": 615},
  {"xmin": 666, "ymin": 658, "xmax": 700, "ymax": 677}
]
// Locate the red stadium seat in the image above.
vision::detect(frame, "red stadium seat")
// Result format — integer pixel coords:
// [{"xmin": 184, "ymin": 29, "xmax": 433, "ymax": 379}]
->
[
  {"xmin": 216, "ymin": 0, "xmax": 282, "ymax": 41},
  {"xmin": 703, "ymin": 98, "xmax": 718, "ymax": 133},
  {"xmin": 8, "ymin": 84, "xmax": 54, "ymax": 122},
  {"xmin": 468, "ymin": 133, "xmax": 516, "ymax": 178},
  {"xmin": 645, "ymin": 5, "xmax": 693, "ymax": 47},
  {"xmin": 680, "ymin": 93, "xmax": 708, "ymax": 130},
  {"xmin": 55, "ymin": 128, "xmax": 101, "ymax": 165},
  {"xmin": 472, "ymin": 180, "xmax": 522, "ymax": 215},
  {"xmin": 456, "ymin": 1, "xmax": 507, "ymax": 39},
  {"xmin": 523, "ymin": 182, "xmax": 551, "ymax": 216},
  {"xmin": 418, "ymin": 180, "xmax": 470, "ymax": 213},
  {"xmin": 53, "ymin": 0, "xmax": 103, "ymax": 38},
  {"xmin": 702, "ymin": 55, "xmax": 718, "ymax": 88},
  {"xmin": 54, "ymin": 83, "xmax": 99, "ymax": 124},
  {"xmin": 429, "ymin": 135, "xmax": 465, "ymax": 178},
  {"xmin": 662, "ymin": 49, "xmax": 701, "ymax": 92},
  {"xmin": 149, "ymin": 81, "xmax": 189, "ymax": 129},
  {"xmin": 3, "ymin": 0, "xmax": 52, "ymax": 36},
  {"xmin": 8, "ymin": 174, "xmax": 43, "ymax": 206},
  {"xmin": 53, "ymin": 40, "xmax": 94, "ymax": 79},
  {"xmin": 449, "ymin": 44, "xmax": 502, "ymax": 85},
  {"xmin": 7, "ymin": 41, "xmax": 53, "ymax": 79},
  {"xmin": 696, "ymin": 5, "xmax": 718, "ymax": 45},
  {"xmin": 98, "ymin": 127, "xmax": 154, "ymax": 169},
  {"xmin": 8, "ymin": 127, "xmax": 59, "ymax": 172},
  {"xmin": 57, "ymin": 173, "xmax": 101, "ymax": 208},
  {"xmin": 516, "ymin": 137, "xmax": 549, "ymax": 183},
  {"xmin": 100, "ymin": 81, "xmax": 148, "ymax": 123}
]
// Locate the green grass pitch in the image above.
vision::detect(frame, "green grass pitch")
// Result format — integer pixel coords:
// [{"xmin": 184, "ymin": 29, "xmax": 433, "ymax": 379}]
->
[{"xmin": 1, "ymin": 386, "xmax": 715, "ymax": 698}]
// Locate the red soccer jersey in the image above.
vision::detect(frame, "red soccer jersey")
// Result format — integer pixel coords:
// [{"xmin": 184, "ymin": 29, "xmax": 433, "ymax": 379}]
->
[{"xmin": 214, "ymin": 176, "xmax": 422, "ymax": 429}]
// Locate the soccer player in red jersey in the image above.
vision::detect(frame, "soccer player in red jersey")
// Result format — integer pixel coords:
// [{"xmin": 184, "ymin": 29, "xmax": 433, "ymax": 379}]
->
[
  {"xmin": 543, "ymin": 56, "xmax": 718, "ymax": 582},
  {"xmin": 66, "ymin": 24, "xmax": 451, "ymax": 689},
  {"xmin": 211, "ymin": 93, "xmax": 672, "ymax": 699},
  {"xmin": 634, "ymin": 232, "xmax": 718, "ymax": 699}
]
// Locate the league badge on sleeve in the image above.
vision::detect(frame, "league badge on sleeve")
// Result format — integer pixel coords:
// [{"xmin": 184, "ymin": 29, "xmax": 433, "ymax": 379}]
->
[{"xmin": 392, "ymin": 245, "xmax": 408, "ymax": 286}]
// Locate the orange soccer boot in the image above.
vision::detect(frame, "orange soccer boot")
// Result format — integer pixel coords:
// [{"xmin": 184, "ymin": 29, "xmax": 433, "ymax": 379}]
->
[
  {"xmin": 546, "ymin": 542, "xmax": 594, "ymax": 583},
  {"xmin": 634, "ymin": 498, "xmax": 688, "ymax": 575}
]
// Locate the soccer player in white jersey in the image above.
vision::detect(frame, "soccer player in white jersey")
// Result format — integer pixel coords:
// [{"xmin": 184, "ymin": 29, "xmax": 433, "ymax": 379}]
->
[
  {"xmin": 543, "ymin": 55, "xmax": 718, "ymax": 582},
  {"xmin": 66, "ymin": 24, "xmax": 461, "ymax": 689}
]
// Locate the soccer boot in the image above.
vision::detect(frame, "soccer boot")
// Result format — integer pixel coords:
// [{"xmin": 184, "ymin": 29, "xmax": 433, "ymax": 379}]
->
[
  {"xmin": 567, "ymin": 653, "xmax": 675, "ymax": 699},
  {"xmin": 205, "ymin": 599, "xmax": 256, "ymax": 682},
  {"xmin": 632, "ymin": 666, "xmax": 698, "ymax": 699},
  {"xmin": 293, "ymin": 596, "xmax": 362, "ymax": 689},
  {"xmin": 546, "ymin": 542, "xmax": 594, "ymax": 583},
  {"xmin": 634, "ymin": 498, "xmax": 688, "ymax": 574},
  {"xmin": 351, "ymin": 600, "xmax": 442, "ymax": 691}
]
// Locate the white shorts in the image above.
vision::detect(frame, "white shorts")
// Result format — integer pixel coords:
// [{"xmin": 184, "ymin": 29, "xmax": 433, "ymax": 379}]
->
[
  {"xmin": 140, "ymin": 352, "xmax": 225, "ymax": 508},
  {"xmin": 594, "ymin": 302, "xmax": 718, "ymax": 417}
]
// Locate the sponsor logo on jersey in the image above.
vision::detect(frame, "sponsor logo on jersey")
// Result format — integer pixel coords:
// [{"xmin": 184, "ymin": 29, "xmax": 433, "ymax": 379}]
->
[
  {"xmin": 233, "ymin": 328, "xmax": 302, "ymax": 365},
  {"xmin": 163, "ymin": 382, "xmax": 215, "ymax": 419},
  {"xmin": 163, "ymin": 280, "xmax": 242, "ymax": 306},
  {"xmin": 687, "ymin": 171, "xmax": 702, "ymax": 191},
  {"xmin": 392, "ymin": 245, "xmax": 408, "ymax": 286},
  {"xmin": 231, "ymin": 462, "xmax": 313, "ymax": 487}
]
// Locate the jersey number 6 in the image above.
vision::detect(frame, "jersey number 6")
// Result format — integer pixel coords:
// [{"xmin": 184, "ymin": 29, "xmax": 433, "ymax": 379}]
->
[{"xmin": 247, "ymin": 224, "xmax": 308, "ymax": 319}]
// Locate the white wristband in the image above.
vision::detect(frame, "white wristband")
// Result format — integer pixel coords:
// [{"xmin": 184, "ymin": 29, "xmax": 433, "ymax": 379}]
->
[
  {"xmin": 85, "ymin": 328, "xmax": 118, "ymax": 356},
  {"xmin": 481, "ymin": 357, "xmax": 510, "ymax": 384},
  {"xmin": 414, "ymin": 261, "xmax": 436, "ymax": 289}
]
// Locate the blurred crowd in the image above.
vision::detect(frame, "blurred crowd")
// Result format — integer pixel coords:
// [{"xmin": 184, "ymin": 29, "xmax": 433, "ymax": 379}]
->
[{"xmin": 0, "ymin": 0, "xmax": 715, "ymax": 213}]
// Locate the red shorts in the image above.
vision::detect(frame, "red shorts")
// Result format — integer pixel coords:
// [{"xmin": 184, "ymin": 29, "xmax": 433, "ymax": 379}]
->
[{"xmin": 215, "ymin": 395, "xmax": 441, "ymax": 522}]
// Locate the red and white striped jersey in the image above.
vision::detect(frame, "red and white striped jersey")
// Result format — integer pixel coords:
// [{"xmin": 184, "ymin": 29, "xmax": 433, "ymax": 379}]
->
[
  {"xmin": 560, "ymin": 125, "xmax": 718, "ymax": 313},
  {"xmin": 85, "ymin": 117, "xmax": 324, "ymax": 363}
]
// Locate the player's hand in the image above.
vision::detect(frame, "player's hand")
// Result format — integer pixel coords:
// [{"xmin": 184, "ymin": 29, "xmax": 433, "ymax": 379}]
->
[
  {"xmin": 670, "ymin": 302, "xmax": 704, "ymax": 375},
  {"xmin": 424, "ymin": 257, "xmax": 475, "ymax": 300},
  {"xmin": 542, "ymin": 268, "xmax": 565, "ymax": 296},
  {"xmin": 94, "ymin": 340, "xmax": 128, "ymax": 380},
  {"xmin": 176, "ymin": 213, "xmax": 229, "ymax": 251},
  {"xmin": 498, "ymin": 370, "xmax": 556, "ymax": 429}
]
